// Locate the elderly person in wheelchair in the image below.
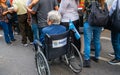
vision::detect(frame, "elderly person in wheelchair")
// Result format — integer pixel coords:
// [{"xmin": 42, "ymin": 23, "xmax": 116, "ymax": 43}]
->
[
  {"xmin": 40, "ymin": 10, "xmax": 66, "ymax": 45},
  {"xmin": 34, "ymin": 10, "xmax": 83, "ymax": 75}
]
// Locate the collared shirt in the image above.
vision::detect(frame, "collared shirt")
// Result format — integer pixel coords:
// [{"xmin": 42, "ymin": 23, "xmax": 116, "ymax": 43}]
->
[
  {"xmin": 109, "ymin": 0, "xmax": 120, "ymax": 16},
  {"xmin": 12, "ymin": 0, "xmax": 27, "ymax": 15}
]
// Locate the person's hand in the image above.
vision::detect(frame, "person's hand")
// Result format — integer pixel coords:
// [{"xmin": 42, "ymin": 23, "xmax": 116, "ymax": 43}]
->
[
  {"xmin": 27, "ymin": 7, "xmax": 32, "ymax": 12},
  {"xmin": 8, "ymin": 7, "xmax": 14, "ymax": 13},
  {"xmin": 8, "ymin": 9, "xmax": 13, "ymax": 13},
  {"xmin": 27, "ymin": 18, "xmax": 31, "ymax": 25}
]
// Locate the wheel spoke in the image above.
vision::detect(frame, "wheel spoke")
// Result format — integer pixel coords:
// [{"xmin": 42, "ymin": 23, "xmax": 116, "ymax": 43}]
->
[{"xmin": 36, "ymin": 46, "xmax": 50, "ymax": 75}]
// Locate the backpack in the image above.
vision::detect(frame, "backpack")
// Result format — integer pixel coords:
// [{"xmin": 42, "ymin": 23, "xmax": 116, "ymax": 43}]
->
[
  {"xmin": 88, "ymin": 1, "xmax": 109, "ymax": 27},
  {"xmin": 112, "ymin": 0, "xmax": 120, "ymax": 32}
]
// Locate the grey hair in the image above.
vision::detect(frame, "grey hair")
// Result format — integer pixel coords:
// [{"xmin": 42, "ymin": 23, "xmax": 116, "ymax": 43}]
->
[{"xmin": 47, "ymin": 10, "xmax": 61, "ymax": 24}]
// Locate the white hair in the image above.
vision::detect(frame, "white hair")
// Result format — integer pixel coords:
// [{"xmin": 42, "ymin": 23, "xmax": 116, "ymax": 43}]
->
[{"xmin": 47, "ymin": 10, "xmax": 61, "ymax": 24}]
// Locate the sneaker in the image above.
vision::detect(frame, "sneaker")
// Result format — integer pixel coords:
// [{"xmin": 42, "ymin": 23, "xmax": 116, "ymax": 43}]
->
[
  {"xmin": 83, "ymin": 60, "xmax": 91, "ymax": 68},
  {"xmin": 91, "ymin": 56, "xmax": 99, "ymax": 63},
  {"xmin": 108, "ymin": 59, "xmax": 120, "ymax": 65},
  {"xmin": 69, "ymin": 56, "xmax": 81, "ymax": 70},
  {"xmin": 11, "ymin": 39, "xmax": 16, "ymax": 42},
  {"xmin": 108, "ymin": 52, "xmax": 114, "ymax": 57},
  {"xmin": 23, "ymin": 44, "xmax": 28, "ymax": 47},
  {"xmin": 30, "ymin": 42, "xmax": 33, "ymax": 45},
  {"xmin": 14, "ymin": 32, "xmax": 19, "ymax": 35}
]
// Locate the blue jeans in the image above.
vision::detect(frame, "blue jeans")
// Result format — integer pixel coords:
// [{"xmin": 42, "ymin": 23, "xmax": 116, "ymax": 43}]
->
[
  {"xmin": 111, "ymin": 31, "xmax": 120, "ymax": 60},
  {"xmin": 0, "ymin": 21, "xmax": 10, "ymax": 43},
  {"xmin": 84, "ymin": 21, "xmax": 102, "ymax": 60},
  {"xmin": 31, "ymin": 24, "xmax": 39, "ymax": 41},
  {"xmin": 7, "ymin": 22, "xmax": 15, "ymax": 40},
  {"xmin": 39, "ymin": 27, "xmax": 44, "ymax": 44}
]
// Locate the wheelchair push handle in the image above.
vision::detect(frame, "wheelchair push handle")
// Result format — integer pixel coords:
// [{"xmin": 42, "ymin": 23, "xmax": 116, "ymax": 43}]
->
[{"xmin": 69, "ymin": 20, "xmax": 81, "ymax": 40}]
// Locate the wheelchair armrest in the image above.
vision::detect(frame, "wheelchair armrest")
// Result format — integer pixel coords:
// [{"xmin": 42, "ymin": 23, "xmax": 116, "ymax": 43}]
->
[
  {"xmin": 34, "ymin": 40, "xmax": 43, "ymax": 47},
  {"xmin": 46, "ymin": 34, "xmax": 51, "ymax": 38}
]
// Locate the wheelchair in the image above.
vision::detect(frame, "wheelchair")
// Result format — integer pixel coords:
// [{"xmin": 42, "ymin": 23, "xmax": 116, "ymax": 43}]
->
[{"xmin": 34, "ymin": 30, "xmax": 83, "ymax": 75}]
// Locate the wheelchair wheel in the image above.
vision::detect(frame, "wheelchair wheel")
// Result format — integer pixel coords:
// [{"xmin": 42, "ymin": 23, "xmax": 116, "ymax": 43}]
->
[
  {"xmin": 35, "ymin": 46, "xmax": 50, "ymax": 75},
  {"xmin": 65, "ymin": 43, "xmax": 83, "ymax": 73}
]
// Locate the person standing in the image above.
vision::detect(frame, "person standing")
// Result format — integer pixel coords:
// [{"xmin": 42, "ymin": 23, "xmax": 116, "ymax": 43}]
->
[
  {"xmin": 83, "ymin": 0, "xmax": 107, "ymax": 67},
  {"xmin": 26, "ymin": 0, "xmax": 39, "ymax": 41},
  {"xmin": 0, "ymin": 0, "xmax": 15, "ymax": 44},
  {"xmin": 58, "ymin": 0, "xmax": 81, "ymax": 52},
  {"xmin": 6, "ymin": 0, "xmax": 20, "ymax": 35},
  {"xmin": 27, "ymin": 0, "xmax": 59, "ymax": 42},
  {"xmin": 108, "ymin": 0, "xmax": 120, "ymax": 65},
  {"xmin": 12, "ymin": 0, "xmax": 33, "ymax": 46}
]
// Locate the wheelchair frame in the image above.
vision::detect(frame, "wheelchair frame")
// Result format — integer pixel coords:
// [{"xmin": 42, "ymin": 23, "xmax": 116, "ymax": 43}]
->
[{"xmin": 34, "ymin": 30, "xmax": 83, "ymax": 75}]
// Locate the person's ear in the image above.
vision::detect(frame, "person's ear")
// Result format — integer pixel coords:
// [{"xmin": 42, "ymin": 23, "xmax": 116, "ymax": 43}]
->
[{"xmin": 47, "ymin": 20, "xmax": 52, "ymax": 25}]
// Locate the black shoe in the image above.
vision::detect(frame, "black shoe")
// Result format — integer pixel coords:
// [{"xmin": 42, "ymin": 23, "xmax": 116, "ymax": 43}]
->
[
  {"xmin": 11, "ymin": 39, "xmax": 16, "ymax": 42},
  {"xmin": 7, "ymin": 42, "xmax": 12, "ymax": 45},
  {"xmin": 83, "ymin": 60, "xmax": 91, "ymax": 68},
  {"xmin": 108, "ymin": 58, "xmax": 120, "ymax": 65},
  {"xmin": 91, "ymin": 56, "xmax": 99, "ymax": 63}
]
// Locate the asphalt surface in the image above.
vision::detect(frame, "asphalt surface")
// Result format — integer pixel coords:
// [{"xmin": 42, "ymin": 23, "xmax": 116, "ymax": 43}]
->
[{"xmin": 0, "ymin": 30, "xmax": 120, "ymax": 75}]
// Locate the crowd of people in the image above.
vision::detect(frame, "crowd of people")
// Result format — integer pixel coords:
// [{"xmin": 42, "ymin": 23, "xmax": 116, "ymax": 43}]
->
[{"xmin": 0, "ymin": 0, "xmax": 120, "ymax": 69}]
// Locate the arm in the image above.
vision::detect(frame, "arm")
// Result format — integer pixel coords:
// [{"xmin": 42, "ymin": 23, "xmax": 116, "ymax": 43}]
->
[
  {"xmin": 27, "ymin": 7, "xmax": 36, "ymax": 14},
  {"xmin": 2, "ymin": 7, "xmax": 12, "ymax": 16},
  {"xmin": 27, "ymin": 0, "xmax": 39, "ymax": 14},
  {"xmin": 54, "ymin": 0, "xmax": 59, "ymax": 10},
  {"xmin": 2, "ymin": 10, "xmax": 9, "ymax": 15},
  {"xmin": 28, "ymin": 0, "xmax": 39, "ymax": 9}
]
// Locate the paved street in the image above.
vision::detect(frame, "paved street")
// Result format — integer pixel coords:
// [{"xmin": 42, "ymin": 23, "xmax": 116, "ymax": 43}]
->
[{"xmin": 0, "ymin": 30, "xmax": 120, "ymax": 75}]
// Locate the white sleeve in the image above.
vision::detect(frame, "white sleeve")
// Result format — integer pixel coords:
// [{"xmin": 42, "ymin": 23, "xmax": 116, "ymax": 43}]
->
[
  {"xmin": 58, "ymin": 0, "xmax": 69, "ymax": 15},
  {"xmin": 12, "ymin": 0, "xmax": 18, "ymax": 10},
  {"xmin": 109, "ymin": 0, "xmax": 117, "ymax": 16},
  {"xmin": 26, "ymin": 0, "xmax": 32, "ymax": 6}
]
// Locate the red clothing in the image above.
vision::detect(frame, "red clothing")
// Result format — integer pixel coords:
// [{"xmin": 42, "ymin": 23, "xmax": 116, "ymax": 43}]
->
[{"xmin": 10, "ymin": 0, "xmax": 13, "ymax": 4}]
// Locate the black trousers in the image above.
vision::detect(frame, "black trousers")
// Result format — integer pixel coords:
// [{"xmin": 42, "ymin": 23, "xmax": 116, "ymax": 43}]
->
[{"xmin": 17, "ymin": 14, "xmax": 33, "ymax": 44}]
